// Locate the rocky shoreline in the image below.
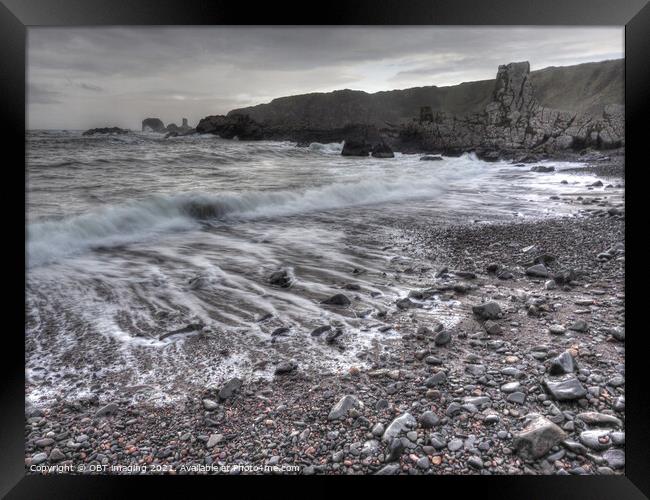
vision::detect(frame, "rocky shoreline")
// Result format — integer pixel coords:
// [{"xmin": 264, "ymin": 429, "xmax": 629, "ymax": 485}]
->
[{"xmin": 25, "ymin": 164, "xmax": 625, "ymax": 476}]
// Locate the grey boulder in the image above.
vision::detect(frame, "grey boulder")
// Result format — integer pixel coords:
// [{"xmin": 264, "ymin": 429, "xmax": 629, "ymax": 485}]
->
[
  {"xmin": 472, "ymin": 301, "xmax": 502, "ymax": 320},
  {"xmin": 526, "ymin": 264, "xmax": 550, "ymax": 278},
  {"xmin": 513, "ymin": 413, "xmax": 567, "ymax": 459},
  {"xmin": 327, "ymin": 395, "xmax": 359, "ymax": 421},
  {"xmin": 543, "ymin": 375, "xmax": 587, "ymax": 401},
  {"xmin": 382, "ymin": 413, "xmax": 417, "ymax": 442},
  {"xmin": 548, "ymin": 351, "xmax": 577, "ymax": 375},
  {"xmin": 218, "ymin": 377, "xmax": 243, "ymax": 400}
]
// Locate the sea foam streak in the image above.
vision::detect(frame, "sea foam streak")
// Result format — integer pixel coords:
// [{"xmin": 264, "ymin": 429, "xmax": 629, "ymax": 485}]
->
[{"xmin": 27, "ymin": 162, "xmax": 485, "ymax": 266}]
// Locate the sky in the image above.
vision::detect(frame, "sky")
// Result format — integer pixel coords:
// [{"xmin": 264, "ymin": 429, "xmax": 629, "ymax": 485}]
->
[{"xmin": 27, "ymin": 26, "xmax": 623, "ymax": 130}]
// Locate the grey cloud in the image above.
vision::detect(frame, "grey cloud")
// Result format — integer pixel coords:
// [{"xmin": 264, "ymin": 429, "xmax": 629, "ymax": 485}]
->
[
  {"xmin": 28, "ymin": 83, "xmax": 63, "ymax": 104},
  {"xmin": 78, "ymin": 82, "xmax": 104, "ymax": 92}
]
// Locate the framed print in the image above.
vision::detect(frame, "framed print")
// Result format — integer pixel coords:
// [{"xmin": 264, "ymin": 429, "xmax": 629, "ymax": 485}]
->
[{"xmin": 1, "ymin": 0, "xmax": 648, "ymax": 497}]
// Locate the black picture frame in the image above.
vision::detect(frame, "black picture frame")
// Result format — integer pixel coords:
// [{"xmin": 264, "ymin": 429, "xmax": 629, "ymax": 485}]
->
[{"xmin": 2, "ymin": 0, "xmax": 647, "ymax": 497}]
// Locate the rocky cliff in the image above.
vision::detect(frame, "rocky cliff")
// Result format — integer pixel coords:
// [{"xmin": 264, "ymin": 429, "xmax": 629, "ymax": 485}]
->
[
  {"xmin": 197, "ymin": 59, "xmax": 623, "ymax": 156},
  {"xmin": 399, "ymin": 61, "xmax": 624, "ymax": 157}
]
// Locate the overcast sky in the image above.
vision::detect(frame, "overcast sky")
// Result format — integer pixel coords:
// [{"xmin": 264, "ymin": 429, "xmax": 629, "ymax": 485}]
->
[{"xmin": 27, "ymin": 27, "xmax": 623, "ymax": 130}]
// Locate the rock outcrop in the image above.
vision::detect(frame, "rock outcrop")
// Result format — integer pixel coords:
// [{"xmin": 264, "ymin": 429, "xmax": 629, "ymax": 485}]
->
[
  {"xmin": 371, "ymin": 142, "xmax": 395, "ymax": 158},
  {"xmin": 142, "ymin": 118, "xmax": 166, "ymax": 133},
  {"xmin": 195, "ymin": 59, "xmax": 622, "ymax": 157},
  {"xmin": 397, "ymin": 61, "xmax": 623, "ymax": 157},
  {"xmin": 82, "ymin": 127, "xmax": 130, "ymax": 136},
  {"xmin": 163, "ymin": 118, "xmax": 197, "ymax": 138},
  {"xmin": 165, "ymin": 118, "xmax": 194, "ymax": 135},
  {"xmin": 195, "ymin": 114, "xmax": 265, "ymax": 140},
  {"xmin": 341, "ymin": 140, "xmax": 371, "ymax": 157}
]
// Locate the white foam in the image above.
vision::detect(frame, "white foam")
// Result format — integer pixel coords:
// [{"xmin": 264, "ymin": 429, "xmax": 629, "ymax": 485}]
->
[
  {"xmin": 27, "ymin": 160, "xmax": 492, "ymax": 266},
  {"xmin": 308, "ymin": 142, "xmax": 344, "ymax": 154}
]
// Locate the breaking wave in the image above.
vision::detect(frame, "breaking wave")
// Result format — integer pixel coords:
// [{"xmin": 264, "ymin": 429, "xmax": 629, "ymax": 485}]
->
[
  {"xmin": 27, "ymin": 171, "xmax": 464, "ymax": 266},
  {"xmin": 308, "ymin": 142, "xmax": 344, "ymax": 154}
]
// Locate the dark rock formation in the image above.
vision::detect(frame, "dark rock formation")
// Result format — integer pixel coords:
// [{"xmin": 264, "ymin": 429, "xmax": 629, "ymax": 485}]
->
[
  {"xmin": 342, "ymin": 140, "xmax": 371, "ymax": 157},
  {"xmin": 530, "ymin": 165, "xmax": 555, "ymax": 173},
  {"xmin": 82, "ymin": 127, "xmax": 130, "ymax": 136},
  {"xmin": 398, "ymin": 61, "xmax": 624, "ymax": 157},
  {"xmin": 195, "ymin": 114, "xmax": 265, "ymax": 140},
  {"xmin": 371, "ymin": 142, "xmax": 395, "ymax": 158},
  {"xmin": 219, "ymin": 59, "xmax": 622, "ymax": 156},
  {"xmin": 142, "ymin": 118, "xmax": 166, "ymax": 133},
  {"xmin": 164, "ymin": 118, "xmax": 194, "ymax": 136}
]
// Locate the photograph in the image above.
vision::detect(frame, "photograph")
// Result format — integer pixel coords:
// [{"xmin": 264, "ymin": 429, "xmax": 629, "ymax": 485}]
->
[{"xmin": 24, "ymin": 25, "xmax": 626, "ymax": 476}]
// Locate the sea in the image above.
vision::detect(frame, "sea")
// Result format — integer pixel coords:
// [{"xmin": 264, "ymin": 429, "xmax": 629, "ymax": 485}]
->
[{"xmin": 25, "ymin": 130, "xmax": 617, "ymax": 406}]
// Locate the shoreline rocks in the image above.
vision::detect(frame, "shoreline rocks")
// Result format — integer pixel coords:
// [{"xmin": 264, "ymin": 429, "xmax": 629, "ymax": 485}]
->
[
  {"xmin": 142, "ymin": 118, "xmax": 165, "ymax": 132},
  {"xmin": 513, "ymin": 414, "xmax": 567, "ymax": 459},
  {"xmin": 25, "ymin": 187, "xmax": 625, "ymax": 476},
  {"xmin": 327, "ymin": 395, "xmax": 359, "ymax": 421},
  {"xmin": 82, "ymin": 127, "xmax": 129, "ymax": 136},
  {"xmin": 341, "ymin": 140, "xmax": 371, "ymax": 157}
]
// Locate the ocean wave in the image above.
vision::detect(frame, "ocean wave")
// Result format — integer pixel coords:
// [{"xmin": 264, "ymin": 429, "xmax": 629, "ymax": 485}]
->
[
  {"xmin": 27, "ymin": 166, "xmax": 478, "ymax": 266},
  {"xmin": 308, "ymin": 142, "xmax": 344, "ymax": 154}
]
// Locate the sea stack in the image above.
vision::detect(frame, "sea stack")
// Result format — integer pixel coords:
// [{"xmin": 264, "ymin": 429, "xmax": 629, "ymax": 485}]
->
[{"xmin": 142, "ymin": 117, "xmax": 166, "ymax": 132}]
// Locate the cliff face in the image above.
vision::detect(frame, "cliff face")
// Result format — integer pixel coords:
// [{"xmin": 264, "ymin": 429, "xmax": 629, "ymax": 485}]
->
[
  {"xmin": 400, "ymin": 61, "xmax": 623, "ymax": 155},
  {"xmin": 227, "ymin": 80, "xmax": 498, "ymax": 132},
  {"xmin": 200, "ymin": 59, "xmax": 623, "ymax": 155},
  {"xmin": 228, "ymin": 60, "xmax": 622, "ymax": 126}
]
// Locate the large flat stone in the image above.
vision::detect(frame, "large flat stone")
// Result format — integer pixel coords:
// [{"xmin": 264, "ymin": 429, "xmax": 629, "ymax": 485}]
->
[
  {"xmin": 513, "ymin": 413, "xmax": 567, "ymax": 459},
  {"xmin": 543, "ymin": 375, "xmax": 587, "ymax": 401},
  {"xmin": 382, "ymin": 413, "xmax": 416, "ymax": 442},
  {"xmin": 327, "ymin": 395, "xmax": 359, "ymax": 421}
]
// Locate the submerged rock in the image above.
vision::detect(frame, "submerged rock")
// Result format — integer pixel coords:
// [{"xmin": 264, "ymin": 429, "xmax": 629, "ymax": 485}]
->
[
  {"xmin": 325, "ymin": 328, "xmax": 344, "ymax": 344},
  {"xmin": 269, "ymin": 269, "xmax": 294, "ymax": 288},
  {"xmin": 159, "ymin": 323, "xmax": 203, "ymax": 340},
  {"xmin": 271, "ymin": 326, "xmax": 290, "ymax": 337},
  {"xmin": 420, "ymin": 155, "xmax": 443, "ymax": 161},
  {"xmin": 321, "ymin": 294, "xmax": 351, "ymax": 307},
  {"xmin": 310, "ymin": 325, "xmax": 332, "ymax": 337}
]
